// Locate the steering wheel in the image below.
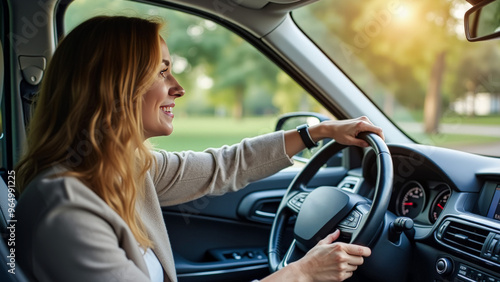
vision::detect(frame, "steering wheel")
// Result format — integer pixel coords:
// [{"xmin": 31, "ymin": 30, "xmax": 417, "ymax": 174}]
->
[{"xmin": 268, "ymin": 132, "xmax": 393, "ymax": 271}]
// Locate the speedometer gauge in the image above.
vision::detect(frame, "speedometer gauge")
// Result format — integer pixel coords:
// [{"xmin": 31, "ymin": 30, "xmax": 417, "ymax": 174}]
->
[
  {"xmin": 429, "ymin": 189, "xmax": 450, "ymax": 223},
  {"xmin": 397, "ymin": 181, "xmax": 426, "ymax": 219}
]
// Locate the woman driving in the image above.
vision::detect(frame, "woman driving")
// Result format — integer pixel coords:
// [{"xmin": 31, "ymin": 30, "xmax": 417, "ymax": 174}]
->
[{"xmin": 15, "ymin": 15, "xmax": 382, "ymax": 282}]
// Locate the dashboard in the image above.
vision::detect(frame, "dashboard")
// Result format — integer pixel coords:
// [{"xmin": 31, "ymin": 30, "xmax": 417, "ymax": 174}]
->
[{"xmin": 359, "ymin": 143, "xmax": 500, "ymax": 281}]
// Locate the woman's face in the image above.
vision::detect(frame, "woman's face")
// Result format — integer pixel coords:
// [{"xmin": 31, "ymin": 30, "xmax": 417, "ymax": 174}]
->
[{"xmin": 142, "ymin": 38, "xmax": 185, "ymax": 139}]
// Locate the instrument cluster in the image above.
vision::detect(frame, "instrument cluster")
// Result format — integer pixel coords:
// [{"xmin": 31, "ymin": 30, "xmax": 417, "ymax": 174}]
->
[{"xmin": 391, "ymin": 180, "xmax": 451, "ymax": 225}]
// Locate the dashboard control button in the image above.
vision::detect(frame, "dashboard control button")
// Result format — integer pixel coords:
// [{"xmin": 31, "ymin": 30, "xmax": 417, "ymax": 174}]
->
[{"xmin": 436, "ymin": 257, "xmax": 453, "ymax": 275}]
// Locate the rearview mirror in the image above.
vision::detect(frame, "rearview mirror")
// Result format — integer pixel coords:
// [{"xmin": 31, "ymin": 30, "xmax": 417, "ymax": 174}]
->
[{"xmin": 465, "ymin": 0, "xmax": 500, "ymax": 41}]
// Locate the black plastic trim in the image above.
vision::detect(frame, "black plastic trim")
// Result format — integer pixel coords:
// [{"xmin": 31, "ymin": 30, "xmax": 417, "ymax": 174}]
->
[{"xmin": 435, "ymin": 217, "xmax": 500, "ymax": 269}]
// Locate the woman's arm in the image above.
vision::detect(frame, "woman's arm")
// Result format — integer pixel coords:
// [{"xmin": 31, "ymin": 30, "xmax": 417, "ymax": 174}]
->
[
  {"xmin": 152, "ymin": 116, "xmax": 383, "ymax": 206},
  {"xmin": 152, "ymin": 131, "xmax": 293, "ymax": 206}
]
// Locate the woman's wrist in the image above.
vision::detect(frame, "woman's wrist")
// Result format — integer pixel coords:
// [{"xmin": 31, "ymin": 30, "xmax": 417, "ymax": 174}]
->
[
  {"xmin": 308, "ymin": 123, "xmax": 329, "ymax": 145},
  {"xmin": 287, "ymin": 261, "xmax": 312, "ymax": 282},
  {"xmin": 259, "ymin": 260, "xmax": 311, "ymax": 282},
  {"xmin": 297, "ymin": 124, "xmax": 318, "ymax": 149}
]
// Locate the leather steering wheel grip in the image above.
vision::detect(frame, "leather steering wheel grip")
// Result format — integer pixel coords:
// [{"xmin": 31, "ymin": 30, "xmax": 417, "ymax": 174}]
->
[{"xmin": 351, "ymin": 132, "xmax": 393, "ymax": 245}]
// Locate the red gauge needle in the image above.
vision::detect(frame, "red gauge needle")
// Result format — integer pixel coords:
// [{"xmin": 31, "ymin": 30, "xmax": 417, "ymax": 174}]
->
[
  {"xmin": 404, "ymin": 203, "xmax": 414, "ymax": 206},
  {"xmin": 437, "ymin": 204, "xmax": 444, "ymax": 209}
]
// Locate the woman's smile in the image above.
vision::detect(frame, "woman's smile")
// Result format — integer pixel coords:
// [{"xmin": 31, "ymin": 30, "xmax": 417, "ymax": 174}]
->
[{"xmin": 160, "ymin": 104, "xmax": 174, "ymax": 118}]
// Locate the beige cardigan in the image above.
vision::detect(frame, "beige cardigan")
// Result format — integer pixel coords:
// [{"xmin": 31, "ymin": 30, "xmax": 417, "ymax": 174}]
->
[{"xmin": 16, "ymin": 131, "xmax": 293, "ymax": 282}]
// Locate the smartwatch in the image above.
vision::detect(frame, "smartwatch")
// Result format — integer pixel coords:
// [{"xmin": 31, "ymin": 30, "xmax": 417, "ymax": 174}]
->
[{"xmin": 296, "ymin": 124, "xmax": 318, "ymax": 149}]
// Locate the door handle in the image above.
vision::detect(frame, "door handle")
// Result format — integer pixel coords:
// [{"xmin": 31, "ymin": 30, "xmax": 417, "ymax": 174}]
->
[
  {"xmin": 254, "ymin": 210, "xmax": 276, "ymax": 218},
  {"xmin": 237, "ymin": 189, "xmax": 286, "ymax": 224}
]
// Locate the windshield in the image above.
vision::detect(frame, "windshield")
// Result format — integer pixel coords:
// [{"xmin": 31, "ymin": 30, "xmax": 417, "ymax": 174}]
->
[{"xmin": 293, "ymin": 0, "xmax": 500, "ymax": 157}]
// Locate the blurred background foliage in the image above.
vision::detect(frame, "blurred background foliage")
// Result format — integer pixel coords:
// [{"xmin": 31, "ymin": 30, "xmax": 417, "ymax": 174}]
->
[
  {"xmin": 65, "ymin": 0, "xmax": 324, "ymax": 121},
  {"xmin": 294, "ymin": 0, "xmax": 500, "ymax": 130},
  {"xmin": 64, "ymin": 0, "xmax": 327, "ymax": 151},
  {"xmin": 64, "ymin": 0, "xmax": 500, "ymax": 153}
]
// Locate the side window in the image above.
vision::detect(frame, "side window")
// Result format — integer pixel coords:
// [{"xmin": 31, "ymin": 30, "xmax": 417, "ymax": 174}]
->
[{"xmin": 64, "ymin": 0, "xmax": 334, "ymax": 158}]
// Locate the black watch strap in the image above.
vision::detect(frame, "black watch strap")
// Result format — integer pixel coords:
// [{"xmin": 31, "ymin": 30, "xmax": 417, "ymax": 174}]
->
[{"xmin": 296, "ymin": 124, "xmax": 317, "ymax": 149}]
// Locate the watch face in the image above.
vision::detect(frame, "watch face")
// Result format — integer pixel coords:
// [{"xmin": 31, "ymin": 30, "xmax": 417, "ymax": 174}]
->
[{"xmin": 297, "ymin": 124, "xmax": 317, "ymax": 149}]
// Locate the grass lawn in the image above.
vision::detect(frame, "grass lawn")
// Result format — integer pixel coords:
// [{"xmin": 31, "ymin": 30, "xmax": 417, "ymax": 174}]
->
[
  {"xmin": 149, "ymin": 116, "xmax": 278, "ymax": 152},
  {"xmin": 413, "ymin": 133, "xmax": 500, "ymax": 147},
  {"xmin": 441, "ymin": 115, "xmax": 500, "ymax": 125},
  {"xmin": 405, "ymin": 110, "xmax": 500, "ymax": 125}
]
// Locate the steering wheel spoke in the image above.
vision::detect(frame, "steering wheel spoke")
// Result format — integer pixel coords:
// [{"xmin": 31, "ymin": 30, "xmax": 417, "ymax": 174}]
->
[{"xmin": 277, "ymin": 239, "xmax": 306, "ymax": 270}]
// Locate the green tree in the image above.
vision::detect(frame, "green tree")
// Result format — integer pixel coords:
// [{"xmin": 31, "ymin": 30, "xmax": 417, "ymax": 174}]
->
[
  {"xmin": 451, "ymin": 42, "xmax": 500, "ymax": 116},
  {"xmin": 165, "ymin": 16, "xmax": 283, "ymax": 119},
  {"xmin": 295, "ymin": 0, "xmax": 467, "ymax": 133}
]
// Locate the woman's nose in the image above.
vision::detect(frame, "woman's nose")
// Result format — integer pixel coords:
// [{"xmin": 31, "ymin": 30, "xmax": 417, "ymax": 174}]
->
[{"xmin": 169, "ymin": 76, "xmax": 185, "ymax": 97}]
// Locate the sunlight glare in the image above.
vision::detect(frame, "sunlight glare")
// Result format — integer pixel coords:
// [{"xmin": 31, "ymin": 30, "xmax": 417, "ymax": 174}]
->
[
  {"xmin": 394, "ymin": 4, "xmax": 413, "ymax": 23},
  {"xmin": 451, "ymin": 3, "xmax": 472, "ymax": 38},
  {"xmin": 196, "ymin": 75, "xmax": 213, "ymax": 89}
]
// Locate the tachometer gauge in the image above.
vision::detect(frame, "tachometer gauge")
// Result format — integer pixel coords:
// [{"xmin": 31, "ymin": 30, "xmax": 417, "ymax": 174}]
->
[
  {"xmin": 397, "ymin": 181, "xmax": 426, "ymax": 219},
  {"xmin": 430, "ymin": 189, "xmax": 450, "ymax": 223}
]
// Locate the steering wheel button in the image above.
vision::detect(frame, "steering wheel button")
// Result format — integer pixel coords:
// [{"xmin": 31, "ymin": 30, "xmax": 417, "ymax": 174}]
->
[{"xmin": 340, "ymin": 218, "xmax": 358, "ymax": 228}]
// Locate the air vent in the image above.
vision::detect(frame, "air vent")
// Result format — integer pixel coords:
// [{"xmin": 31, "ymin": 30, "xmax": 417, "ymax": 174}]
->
[
  {"xmin": 338, "ymin": 176, "xmax": 360, "ymax": 193},
  {"xmin": 437, "ymin": 220, "xmax": 489, "ymax": 257}
]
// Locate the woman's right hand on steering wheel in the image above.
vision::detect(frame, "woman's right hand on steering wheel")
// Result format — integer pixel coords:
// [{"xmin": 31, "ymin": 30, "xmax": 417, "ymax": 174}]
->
[{"xmin": 262, "ymin": 230, "xmax": 371, "ymax": 282}]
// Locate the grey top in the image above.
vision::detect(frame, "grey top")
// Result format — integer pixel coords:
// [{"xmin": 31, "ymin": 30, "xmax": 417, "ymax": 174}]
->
[{"xmin": 15, "ymin": 131, "xmax": 293, "ymax": 282}]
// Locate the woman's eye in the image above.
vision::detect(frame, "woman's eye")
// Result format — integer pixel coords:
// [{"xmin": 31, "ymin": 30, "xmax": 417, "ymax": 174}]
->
[{"xmin": 160, "ymin": 68, "xmax": 168, "ymax": 78}]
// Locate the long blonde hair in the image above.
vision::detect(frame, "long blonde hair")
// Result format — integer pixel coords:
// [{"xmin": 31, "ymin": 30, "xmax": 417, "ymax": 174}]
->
[{"xmin": 16, "ymin": 16, "xmax": 163, "ymax": 248}]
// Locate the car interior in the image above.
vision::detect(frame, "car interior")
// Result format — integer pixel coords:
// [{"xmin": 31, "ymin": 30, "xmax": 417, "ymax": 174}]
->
[{"xmin": 1, "ymin": 0, "xmax": 500, "ymax": 281}]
